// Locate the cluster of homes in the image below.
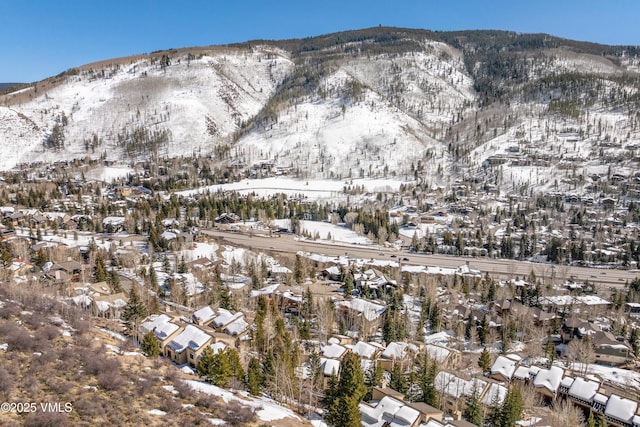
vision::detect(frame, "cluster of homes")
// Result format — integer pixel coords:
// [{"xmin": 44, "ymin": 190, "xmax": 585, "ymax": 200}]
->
[
  {"xmin": 135, "ymin": 306, "xmax": 250, "ymax": 366},
  {"xmin": 489, "ymin": 354, "xmax": 640, "ymax": 427},
  {"xmin": 349, "ymin": 348, "xmax": 640, "ymax": 427}
]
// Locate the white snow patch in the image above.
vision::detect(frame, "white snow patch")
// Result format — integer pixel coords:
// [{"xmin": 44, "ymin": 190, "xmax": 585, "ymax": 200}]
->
[{"xmin": 186, "ymin": 380, "xmax": 300, "ymax": 422}]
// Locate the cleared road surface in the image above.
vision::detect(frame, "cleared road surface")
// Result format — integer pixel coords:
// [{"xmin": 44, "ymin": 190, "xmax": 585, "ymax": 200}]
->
[{"xmin": 202, "ymin": 229, "xmax": 639, "ymax": 290}]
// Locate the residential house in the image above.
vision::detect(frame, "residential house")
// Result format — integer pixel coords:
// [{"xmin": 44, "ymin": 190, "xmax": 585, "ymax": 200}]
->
[
  {"xmin": 425, "ymin": 344, "xmax": 461, "ymax": 370},
  {"xmin": 192, "ymin": 305, "xmax": 216, "ymax": 325},
  {"xmin": 566, "ymin": 377, "xmax": 601, "ymax": 409},
  {"xmin": 335, "ymin": 298, "xmax": 386, "ymax": 338},
  {"xmin": 102, "ymin": 216, "xmax": 126, "ymax": 233},
  {"xmin": 322, "ymin": 266, "xmax": 342, "ymax": 281},
  {"xmin": 532, "ymin": 366, "xmax": 564, "ymax": 399},
  {"xmin": 138, "ymin": 314, "xmax": 183, "ymax": 355},
  {"xmin": 490, "ymin": 355, "xmax": 519, "ymax": 383},
  {"xmin": 592, "ymin": 331, "xmax": 633, "ymax": 366},
  {"xmin": 166, "ymin": 324, "xmax": 214, "ymax": 365},
  {"xmin": 92, "ymin": 293, "xmax": 128, "ymax": 318},
  {"xmin": 51, "ymin": 260, "xmax": 83, "ymax": 281},
  {"xmin": 379, "ymin": 342, "xmax": 418, "ymax": 371},
  {"xmin": 604, "ymin": 394, "xmax": 638, "ymax": 427},
  {"xmin": 434, "ymin": 371, "xmax": 488, "ymax": 416},
  {"xmin": 350, "ymin": 341, "xmax": 382, "ymax": 361},
  {"xmin": 87, "ymin": 282, "xmax": 112, "ymax": 297},
  {"xmin": 359, "ymin": 395, "xmax": 422, "ymax": 427}
]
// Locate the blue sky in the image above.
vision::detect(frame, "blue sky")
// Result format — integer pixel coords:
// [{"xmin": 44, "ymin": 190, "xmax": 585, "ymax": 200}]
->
[{"xmin": 2, "ymin": 0, "xmax": 639, "ymax": 82}]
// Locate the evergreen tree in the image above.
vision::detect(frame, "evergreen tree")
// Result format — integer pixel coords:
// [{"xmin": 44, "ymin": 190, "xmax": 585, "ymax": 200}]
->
[
  {"xmin": 500, "ymin": 385, "xmax": 523, "ymax": 427},
  {"xmin": 302, "ymin": 286, "xmax": 314, "ymax": 318},
  {"xmin": 544, "ymin": 332, "xmax": 557, "ymax": 364},
  {"xmin": 34, "ymin": 248, "xmax": 48, "ymax": 268},
  {"xmin": 294, "ymin": 254, "xmax": 305, "ymax": 284},
  {"xmin": 326, "ymin": 352, "xmax": 366, "ymax": 427},
  {"xmin": 364, "ymin": 360, "xmax": 383, "ymax": 401},
  {"xmin": 342, "ymin": 269, "xmax": 354, "ymax": 298},
  {"xmin": 478, "ymin": 347, "xmax": 492, "ymax": 371},
  {"xmin": 198, "ymin": 347, "xmax": 235, "ymax": 388},
  {"xmin": 148, "ymin": 266, "xmax": 158, "ymax": 291},
  {"xmin": 485, "ymin": 390, "xmax": 503, "ymax": 427},
  {"xmin": 197, "ymin": 347, "xmax": 218, "ymax": 383},
  {"xmin": 94, "ymin": 251, "xmax": 108, "ymax": 282},
  {"xmin": 327, "ymin": 395, "xmax": 362, "ymax": 427},
  {"xmin": 428, "ymin": 302, "xmax": 441, "ymax": 332},
  {"xmin": 121, "ymin": 286, "xmax": 148, "ymax": 334},
  {"xmin": 586, "ymin": 411, "xmax": 595, "ymax": 427},
  {"xmin": 417, "ymin": 353, "xmax": 438, "ymax": 406},
  {"xmin": 0, "ymin": 243, "xmax": 11, "ymax": 270},
  {"xmin": 177, "ymin": 255, "xmax": 187, "ymax": 274},
  {"xmin": 246, "ymin": 357, "xmax": 263, "ymax": 395},
  {"xmin": 219, "ymin": 283, "xmax": 233, "ymax": 310},
  {"xmin": 462, "ymin": 386, "xmax": 483, "ymax": 426},
  {"xmin": 140, "ymin": 331, "xmax": 160, "ymax": 357},
  {"xmin": 108, "ymin": 268, "xmax": 122, "ymax": 293},
  {"xmin": 227, "ymin": 348, "xmax": 245, "ymax": 382},
  {"xmin": 389, "ymin": 362, "xmax": 407, "ymax": 394},
  {"xmin": 630, "ymin": 328, "xmax": 640, "ymax": 357},
  {"xmin": 595, "ymin": 412, "xmax": 607, "ymax": 427},
  {"xmin": 478, "ymin": 315, "xmax": 489, "ymax": 345}
]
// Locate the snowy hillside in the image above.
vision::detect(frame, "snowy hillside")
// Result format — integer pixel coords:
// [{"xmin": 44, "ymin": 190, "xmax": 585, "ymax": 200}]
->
[
  {"xmin": 0, "ymin": 45, "xmax": 293, "ymax": 169},
  {"xmin": 2, "ymin": 27, "xmax": 640, "ymax": 196}
]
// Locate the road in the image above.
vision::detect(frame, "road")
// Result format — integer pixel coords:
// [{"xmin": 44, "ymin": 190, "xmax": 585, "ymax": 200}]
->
[{"xmin": 201, "ymin": 229, "xmax": 640, "ymax": 290}]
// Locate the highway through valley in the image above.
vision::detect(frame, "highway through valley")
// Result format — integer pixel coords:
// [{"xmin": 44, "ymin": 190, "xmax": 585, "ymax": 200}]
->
[{"xmin": 201, "ymin": 229, "xmax": 640, "ymax": 290}]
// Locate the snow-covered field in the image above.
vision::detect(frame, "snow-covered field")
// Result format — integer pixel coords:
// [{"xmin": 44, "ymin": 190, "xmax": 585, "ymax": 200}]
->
[
  {"xmin": 177, "ymin": 176, "xmax": 412, "ymax": 203},
  {"xmin": 272, "ymin": 219, "xmax": 373, "ymax": 245}
]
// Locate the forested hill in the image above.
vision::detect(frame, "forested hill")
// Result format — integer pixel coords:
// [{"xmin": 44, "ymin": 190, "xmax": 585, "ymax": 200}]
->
[{"xmin": 1, "ymin": 27, "xmax": 640, "ymax": 195}]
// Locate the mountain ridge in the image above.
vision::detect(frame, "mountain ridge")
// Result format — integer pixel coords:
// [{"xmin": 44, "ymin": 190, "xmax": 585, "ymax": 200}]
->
[{"xmin": 1, "ymin": 27, "xmax": 640, "ymax": 197}]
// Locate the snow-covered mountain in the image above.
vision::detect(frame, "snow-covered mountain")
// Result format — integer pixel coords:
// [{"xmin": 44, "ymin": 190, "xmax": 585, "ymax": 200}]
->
[{"xmin": 2, "ymin": 27, "xmax": 640, "ymax": 195}]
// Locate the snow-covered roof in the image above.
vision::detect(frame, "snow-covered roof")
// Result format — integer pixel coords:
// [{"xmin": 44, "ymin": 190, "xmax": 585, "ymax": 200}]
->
[
  {"xmin": 435, "ymin": 372, "xmax": 487, "ymax": 399},
  {"xmin": 270, "ymin": 265, "xmax": 292, "ymax": 274},
  {"xmin": 594, "ymin": 393, "xmax": 608, "ymax": 405},
  {"xmin": 513, "ymin": 366, "xmax": 531, "ymax": 380},
  {"xmin": 72, "ymin": 294, "xmax": 92, "ymax": 307},
  {"xmin": 140, "ymin": 314, "xmax": 181, "ymax": 340},
  {"xmin": 539, "ymin": 295, "xmax": 611, "ymax": 307},
  {"xmin": 533, "ymin": 366, "xmax": 564, "ymax": 394},
  {"xmin": 359, "ymin": 396, "xmax": 420, "ymax": 427},
  {"xmin": 336, "ymin": 298, "xmax": 386, "ymax": 321},
  {"xmin": 161, "ymin": 231, "xmax": 177, "ymax": 241},
  {"xmin": 193, "ymin": 306, "xmax": 216, "ymax": 324},
  {"xmin": 223, "ymin": 316, "xmax": 248, "ymax": 336},
  {"xmin": 250, "ymin": 283, "xmax": 280, "ymax": 298},
  {"xmin": 482, "ymin": 383, "xmax": 508, "ymax": 406},
  {"xmin": 209, "ymin": 341, "xmax": 227, "ymax": 355},
  {"xmin": 321, "ymin": 358, "xmax": 341, "ymax": 376},
  {"xmin": 425, "ymin": 344, "xmax": 452, "ymax": 364},
  {"xmin": 324, "ymin": 266, "xmax": 341, "ymax": 276},
  {"xmin": 102, "ymin": 216, "xmax": 125, "ymax": 226},
  {"xmin": 382, "ymin": 342, "xmax": 407, "ymax": 360},
  {"xmin": 322, "ymin": 343, "xmax": 347, "ymax": 359},
  {"xmin": 161, "ymin": 218, "xmax": 179, "ymax": 227},
  {"xmin": 560, "ymin": 377, "xmax": 574, "ymax": 389},
  {"xmin": 94, "ymin": 298, "xmax": 127, "ymax": 312},
  {"xmin": 567, "ymin": 377, "xmax": 599, "ymax": 402},
  {"xmin": 605, "ymin": 394, "xmax": 638, "ymax": 423},
  {"xmin": 167, "ymin": 325, "xmax": 212, "ymax": 353},
  {"xmin": 352, "ymin": 341, "xmax": 378, "ymax": 359},
  {"xmin": 490, "ymin": 355, "xmax": 518, "ymax": 380},
  {"xmin": 212, "ymin": 308, "xmax": 242, "ymax": 329}
]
